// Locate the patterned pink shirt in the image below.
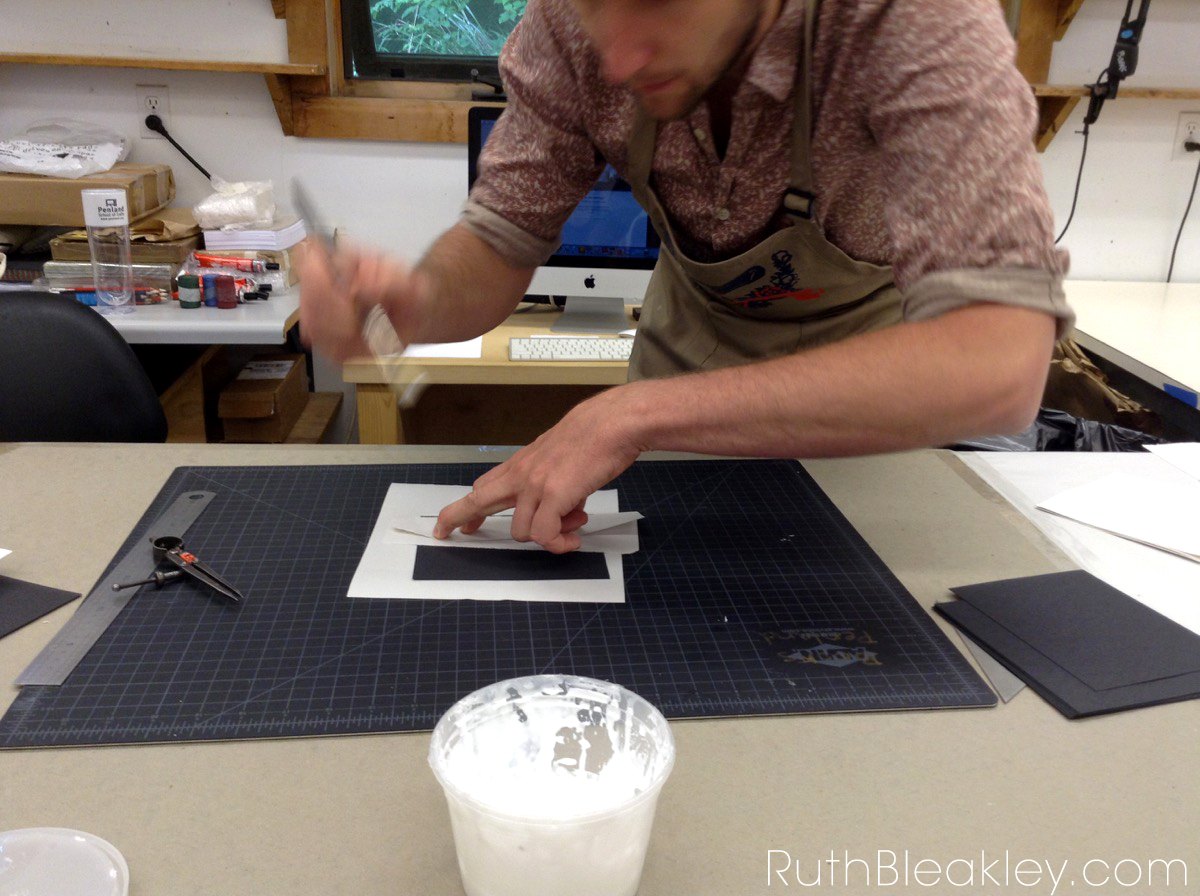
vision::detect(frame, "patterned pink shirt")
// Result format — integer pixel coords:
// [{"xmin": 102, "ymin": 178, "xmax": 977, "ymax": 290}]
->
[{"xmin": 461, "ymin": 0, "xmax": 1073, "ymax": 330}]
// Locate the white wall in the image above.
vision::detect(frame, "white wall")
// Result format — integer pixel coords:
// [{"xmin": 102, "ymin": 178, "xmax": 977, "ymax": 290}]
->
[
  {"xmin": 1041, "ymin": 0, "xmax": 1200, "ymax": 282},
  {"xmin": 1, "ymin": 0, "xmax": 1198, "ymax": 432}
]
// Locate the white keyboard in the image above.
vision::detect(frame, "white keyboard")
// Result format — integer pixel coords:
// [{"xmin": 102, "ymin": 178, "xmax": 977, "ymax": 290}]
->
[{"xmin": 509, "ymin": 336, "xmax": 634, "ymax": 362}]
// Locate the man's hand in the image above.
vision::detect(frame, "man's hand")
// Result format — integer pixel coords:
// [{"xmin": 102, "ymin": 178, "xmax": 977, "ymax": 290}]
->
[
  {"xmin": 296, "ymin": 241, "xmax": 429, "ymax": 363},
  {"xmin": 434, "ymin": 387, "xmax": 645, "ymax": 553},
  {"xmin": 298, "ymin": 225, "xmax": 536, "ymax": 364}
]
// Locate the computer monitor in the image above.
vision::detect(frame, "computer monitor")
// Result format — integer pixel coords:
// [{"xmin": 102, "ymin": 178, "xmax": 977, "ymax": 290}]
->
[{"xmin": 467, "ymin": 105, "xmax": 659, "ymax": 334}]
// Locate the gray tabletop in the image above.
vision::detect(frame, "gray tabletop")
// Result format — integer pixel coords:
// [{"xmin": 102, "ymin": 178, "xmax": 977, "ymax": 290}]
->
[{"xmin": 0, "ymin": 444, "xmax": 1195, "ymax": 895}]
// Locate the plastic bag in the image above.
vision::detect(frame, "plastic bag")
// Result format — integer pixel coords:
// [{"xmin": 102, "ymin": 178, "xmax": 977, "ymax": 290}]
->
[
  {"xmin": 0, "ymin": 118, "xmax": 130, "ymax": 178},
  {"xmin": 192, "ymin": 178, "xmax": 276, "ymax": 230},
  {"xmin": 953, "ymin": 408, "xmax": 1166, "ymax": 452}
]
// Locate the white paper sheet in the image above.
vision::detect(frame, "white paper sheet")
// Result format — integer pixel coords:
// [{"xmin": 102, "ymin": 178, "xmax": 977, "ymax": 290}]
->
[
  {"xmin": 398, "ymin": 337, "xmax": 484, "ymax": 359},
  {"xmin": 348, "ymin": 484, "xmax": 632, "ymax": 602},
  {"xmin": 959, "ymin": 453, "xmax": 1200, "ymax": 636},
  {"xmin": 1147, "ymin": 442, "xmax": 1200, "ymax": 482},
  {"xmin": 0, "ymin": 548, "xmax": 10, "ymax": 563},
  {"xmin": 1037, "ymin": 471, "xmax": 1200, "ymax": 562},
  {"xmin": 391, "ymin": 485, "xmax": 641, "ymax": 553}
]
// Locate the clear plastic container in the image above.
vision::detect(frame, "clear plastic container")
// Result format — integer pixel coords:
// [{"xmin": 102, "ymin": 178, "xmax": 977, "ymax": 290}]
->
[
  {"xmin": 80, "ymin": 188, "xmax": 134, "ymax": 314},
  {"xmin": 429, "ymin": 675, "xmax": 675, "ymax": 896}
]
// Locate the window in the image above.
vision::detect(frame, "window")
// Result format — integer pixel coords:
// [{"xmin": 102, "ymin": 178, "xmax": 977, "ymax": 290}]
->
[{"xmin": 342, "ymin": 0, "xmax": 527, "ymax": 83}]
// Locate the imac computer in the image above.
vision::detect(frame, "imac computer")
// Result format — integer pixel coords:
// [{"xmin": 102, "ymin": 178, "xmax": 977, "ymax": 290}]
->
[{"xmin": 467, "ymin": 105, "xmax": 659, "ymax": 334}]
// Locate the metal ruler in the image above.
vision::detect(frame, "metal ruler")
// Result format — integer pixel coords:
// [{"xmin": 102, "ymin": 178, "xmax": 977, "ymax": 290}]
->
[{"xmin": 16, "ymin": 490, "xmax": 216, "ymax": 686}]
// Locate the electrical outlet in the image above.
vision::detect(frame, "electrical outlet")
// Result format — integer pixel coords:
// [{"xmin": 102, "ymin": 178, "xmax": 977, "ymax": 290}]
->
[
  {"xmin": 1172, "ymin": 111, "xmax": 1200, "ymax": 161},
  {"xmin": 136, "ymin": 84, "xmax": 170, "ymax": 139}
]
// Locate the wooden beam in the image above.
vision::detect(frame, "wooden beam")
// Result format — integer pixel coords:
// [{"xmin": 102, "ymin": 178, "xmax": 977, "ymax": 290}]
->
[
  {"xmin": 1034, "ymin": 95, "xmax": 1081, "ymax": 152},
  {"xmin": 295, "ymin": 95, "xmax": 504, "ymax": 143},
  {"xmin": 264, "ymin": 73, "xmax": 295, "ymax": 136},
  {"xmin": 1013, "ymin": 0, "xmax": 1059, "ymax": 83},
  {"xmin": 356, "ymin": 384, "xmax": 405, "ymax": 444},
  {"xmin": 285, "ymin": 0, "xmax": 334, "ymax": 94}
]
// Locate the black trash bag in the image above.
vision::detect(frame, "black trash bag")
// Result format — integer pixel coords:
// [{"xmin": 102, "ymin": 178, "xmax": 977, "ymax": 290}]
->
[{"xmin": 952, "ymin": 408, "xmax": 1166, "ymax": 452}]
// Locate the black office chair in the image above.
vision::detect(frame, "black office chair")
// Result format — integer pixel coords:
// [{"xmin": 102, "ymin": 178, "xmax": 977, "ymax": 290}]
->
[{"xmin": 0, "ymin": 291, "xmax": 168, "ymax": 442}]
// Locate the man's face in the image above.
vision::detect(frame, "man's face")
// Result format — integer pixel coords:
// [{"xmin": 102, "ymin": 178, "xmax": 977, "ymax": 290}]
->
[{"xmin": 570, "ymin": 0, "xmax": 772, "ymax": 121}]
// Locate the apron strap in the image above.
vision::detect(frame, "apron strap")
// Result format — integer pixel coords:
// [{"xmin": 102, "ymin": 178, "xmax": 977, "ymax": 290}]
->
[{"xmin": 783, "ymin": 0, "xmax": 819, "ymax": 221}]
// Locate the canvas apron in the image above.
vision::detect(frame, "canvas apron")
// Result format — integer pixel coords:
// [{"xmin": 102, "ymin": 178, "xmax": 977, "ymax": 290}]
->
[{"xmin": 626, "ymin": 0, "xmax": 901, "ymax": 380}]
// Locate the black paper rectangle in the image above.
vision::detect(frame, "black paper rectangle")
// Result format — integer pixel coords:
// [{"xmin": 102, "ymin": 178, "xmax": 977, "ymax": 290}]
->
[
  {"xmin": 0, "ymin": 575, "xmax": 79, "ymax": 640},
  {"xmin": 411, "ymin": 546, "xmax": 609, "ymax": 581},
  {"xmin": 937, "ymin": 570, "xmax": 1200, "ymax": 718}
]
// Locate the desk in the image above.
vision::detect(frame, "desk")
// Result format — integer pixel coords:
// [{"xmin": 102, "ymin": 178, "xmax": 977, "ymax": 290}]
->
[
  {"xmin": 1067, "ymin": 280, "xmax": 1200, "ymax": 432},
  {"xmin": 116, "ymin": 291, "xmax": 304, "ymax": 442},
  {"xmin": 0, "ymin": 284, "xmax": 300, "ymax": 345},
  {"xmin": 1, "ymin": 443, "xmax": 1195, "ymax": 894},
  {"xmin": 100, "ymin": 291, "xmax": 301, "ymax": 345},
  {"xmin": 342, "ymin": 306, "xmax": 632, "ymax": 444}
]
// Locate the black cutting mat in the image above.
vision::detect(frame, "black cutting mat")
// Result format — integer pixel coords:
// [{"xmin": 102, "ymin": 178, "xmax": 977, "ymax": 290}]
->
[{"xmin": 0, "ymin": 460, "xmax": 993, "ymax": 748}]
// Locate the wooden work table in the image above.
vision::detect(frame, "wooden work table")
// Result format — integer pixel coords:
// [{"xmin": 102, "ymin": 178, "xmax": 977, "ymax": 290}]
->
[
  {"xmin": 344, "ymin": 283, "xmax": 1200, "ymax": 445},
  {"xmin": 342, "ymin": 305, "xmax": 633, "ymax": 444},
  {"xmin": 0, "ymin": 443, "xmax": 1196, "ymax": 895}
]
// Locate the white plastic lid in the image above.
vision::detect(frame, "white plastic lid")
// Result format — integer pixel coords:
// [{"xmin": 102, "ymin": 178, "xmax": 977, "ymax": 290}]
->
[{"xmin": 0, "ymin": 827, "xmax": 129, "ymax": 896}]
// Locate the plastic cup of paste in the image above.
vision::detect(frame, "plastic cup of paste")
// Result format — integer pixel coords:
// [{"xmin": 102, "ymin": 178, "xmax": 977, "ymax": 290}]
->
[{"xmin": 429, "ymin": 675, "xmax": 675, "ymax": 896}]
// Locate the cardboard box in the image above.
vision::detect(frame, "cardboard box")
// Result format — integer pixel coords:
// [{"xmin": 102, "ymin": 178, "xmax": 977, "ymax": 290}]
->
[
  {"xmin": 0, "ymin": 163, "xmax": 175, "ymax": 227},
  {"xmin": 50, "ymin": 206, "xmax": 199, "ymax": 262},
  {"xmin": 50, "ymin": 234, "xmax": 199, "ymax": 264},
  {"xmin": 218, "ymin": 354, "xmax": 309, "ymax": 443}
]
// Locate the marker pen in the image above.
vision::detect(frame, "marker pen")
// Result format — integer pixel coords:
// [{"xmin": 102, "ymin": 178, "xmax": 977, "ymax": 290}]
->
[{"xmin": 194, "ymin": 252, "xmax": 280, "ymax": 274}]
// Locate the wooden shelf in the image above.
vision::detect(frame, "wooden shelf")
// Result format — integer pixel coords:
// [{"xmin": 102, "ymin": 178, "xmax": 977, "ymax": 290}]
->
[
  {"xmin": 1034, "ymin": 85, "xmax": 1200, "ymax": 99},
  {"xmin": 1029, "ymin": 84, "xmax": 1200, "ymax": 151},
  {"xmin": 0, "ymin": 51, "xmax": 328, "ymax": 136},
  {"xmin": 1015, "ymin": 0, "xmax": 1199, "ymax": 150},
  {"xmin": 0, "ymin": 52, "xmax": 323, "ymax": 76}
]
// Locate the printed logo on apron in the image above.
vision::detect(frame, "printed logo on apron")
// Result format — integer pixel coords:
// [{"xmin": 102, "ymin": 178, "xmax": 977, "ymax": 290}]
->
[{"xmin": 716, "ymin": 250, "xmax": 826, "ymax": 310}]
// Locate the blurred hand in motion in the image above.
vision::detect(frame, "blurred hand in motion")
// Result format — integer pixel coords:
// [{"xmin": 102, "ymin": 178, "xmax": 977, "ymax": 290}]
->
[{"xmin": 296, "ymin": 240, "xmax": 430, "ymax": 363}]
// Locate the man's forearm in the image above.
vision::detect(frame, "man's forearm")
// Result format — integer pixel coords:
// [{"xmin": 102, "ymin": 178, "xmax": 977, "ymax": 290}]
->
[
  {"xmin": 402, "ymin": 224, "xmax": 537, "ymax": 345},
  {"xmin": 617, "ymin": 304, "xmax": 1056, "ymax": 459}
]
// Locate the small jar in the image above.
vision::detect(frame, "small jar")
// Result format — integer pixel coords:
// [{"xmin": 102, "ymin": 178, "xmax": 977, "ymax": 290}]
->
[
  {"xmin": 215, "ymin": 274, "xmax": 238, "ymax": 309},
  {"xmin": 201, "ymin": 273, "xmax": 219, "ymax": 307},
  {"xmin": 177, "ymin": 273, "xmax": 202, "ymax": 309}
]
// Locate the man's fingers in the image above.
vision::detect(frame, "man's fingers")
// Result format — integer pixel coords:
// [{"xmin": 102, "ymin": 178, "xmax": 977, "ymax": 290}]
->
[
  {"xmin": 540, "ymin": 531, "xmax": 583, "ymax": 555},
  {"xmin": 432, "ymin": 484, "xmax": 586, "ymax": 553},
  {"xmin": 529, "ymin": 497, "xmax": 577, "ymax": 552},
  {"xmin": 560, "ymin": 504, "xmax": 589, "ymax": 534},
  {"xmin": 508, "ymin": 492, "xmax": 538, "ymax": 543},
  {"xmin": 433, "ymin": 488, "xmax": 512, "ymax": 539}
]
